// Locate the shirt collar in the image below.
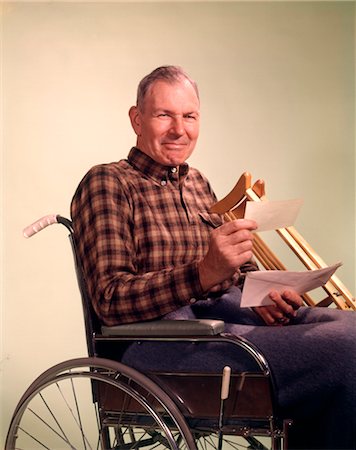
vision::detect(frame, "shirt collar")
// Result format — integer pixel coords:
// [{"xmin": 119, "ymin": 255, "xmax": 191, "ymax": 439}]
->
[{"xmin": 127, "ymin": 147, "xmax": 189, "ymax": 183}]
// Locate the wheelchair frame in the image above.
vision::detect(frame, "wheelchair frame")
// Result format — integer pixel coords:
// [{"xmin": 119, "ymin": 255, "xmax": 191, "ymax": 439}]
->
[{"xmin": 5, "ymin": 214, "xmax": 292, "ymax": 450}]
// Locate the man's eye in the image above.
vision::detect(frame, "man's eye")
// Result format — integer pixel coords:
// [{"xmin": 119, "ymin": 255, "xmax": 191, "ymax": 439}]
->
[
  {"xmin": 157, "ymin": 113, "xmax": 169, "ymax": 118},
  {"xmin": 184, "ymin": 114, "xmax": 197, "ymax": 120}
]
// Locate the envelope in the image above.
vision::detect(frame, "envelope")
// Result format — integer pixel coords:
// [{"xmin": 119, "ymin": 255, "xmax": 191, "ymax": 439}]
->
[
  {"xmin": 240, "ymin": 262, "xmax": 342, "ymax": 307},
  {"xmin": 244, "ymin": 198, "xmax": 303, "ymax": 232}
]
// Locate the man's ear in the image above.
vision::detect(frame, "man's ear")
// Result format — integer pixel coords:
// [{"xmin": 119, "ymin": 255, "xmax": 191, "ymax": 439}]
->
[{"xmin": 129, "ymin": 106, "xmax": 141, "ymax": 136}]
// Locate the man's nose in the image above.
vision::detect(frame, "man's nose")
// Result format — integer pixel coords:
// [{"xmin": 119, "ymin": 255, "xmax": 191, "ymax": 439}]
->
[{"xmin": 170, "ymin": 116, "xmax": 184, "ymax": 135}]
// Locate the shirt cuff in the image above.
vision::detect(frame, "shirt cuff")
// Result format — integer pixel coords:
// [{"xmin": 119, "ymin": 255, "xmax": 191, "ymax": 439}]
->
[{"xmin": 171, "ymin": 261, "xmax": 206, "ymax": 304}]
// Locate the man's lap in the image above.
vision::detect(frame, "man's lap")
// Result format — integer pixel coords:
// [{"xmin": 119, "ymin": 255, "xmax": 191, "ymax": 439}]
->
[{"xmin": 122, "ymin": 287, "xmax": 356, "ymax": 405}]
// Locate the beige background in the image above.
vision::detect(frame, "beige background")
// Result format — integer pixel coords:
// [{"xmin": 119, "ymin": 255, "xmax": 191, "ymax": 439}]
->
[{"xmin": 1, "ymin": 0, "xmax": 355, "ymax": 442}]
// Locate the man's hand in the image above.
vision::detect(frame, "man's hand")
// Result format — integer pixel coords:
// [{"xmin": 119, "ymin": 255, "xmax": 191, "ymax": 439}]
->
[
  {"xmin": 198, "ymin": 219, "xmax": 257, "ymax": 292},
  {"xmin": 254, "ymin": 289, "xmax": 303, "ymax": 326}
]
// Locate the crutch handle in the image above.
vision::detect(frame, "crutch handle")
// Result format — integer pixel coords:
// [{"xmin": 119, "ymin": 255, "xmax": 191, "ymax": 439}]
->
[{"xmin": 23, "ymin": 214, "xmax": 58, "ymax": 238}]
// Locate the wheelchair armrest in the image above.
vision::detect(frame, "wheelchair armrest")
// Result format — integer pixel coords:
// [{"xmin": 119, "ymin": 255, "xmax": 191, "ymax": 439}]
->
[{"xmin": 101, "ymin": 319, "xmax": 225, "ymax": 337}]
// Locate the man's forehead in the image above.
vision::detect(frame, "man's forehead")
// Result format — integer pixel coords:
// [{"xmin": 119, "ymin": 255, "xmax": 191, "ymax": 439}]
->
[
  {"xmin": 144, "ymin": 80, "xmax": 200, "ymax": 111},
  {"xmin": 150, "ymin": 79, "xmax": 198, "ymax": 99}
]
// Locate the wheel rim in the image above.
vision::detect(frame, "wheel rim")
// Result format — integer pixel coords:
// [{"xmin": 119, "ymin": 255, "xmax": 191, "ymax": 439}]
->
[{"xmin": 5, "ymin": 358, "xmax": 196, "ymax": 450}]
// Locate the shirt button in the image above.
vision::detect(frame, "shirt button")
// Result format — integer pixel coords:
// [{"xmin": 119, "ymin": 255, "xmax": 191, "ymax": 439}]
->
[
  {"xmin": 171, "ymin": 167, "xmax": 177, "ymax": 173},
  {"xmin": 160, "ymin": 180, "xmax": 167, "ymax": 186},
  {"xmin": 190, "ymin": 298, "xmax": 196, "ymax": 304}
]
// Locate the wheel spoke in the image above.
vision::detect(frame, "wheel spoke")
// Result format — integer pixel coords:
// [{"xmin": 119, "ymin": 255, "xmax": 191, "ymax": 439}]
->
[
  {"xmin": 27, "ymin": 406, "xmax": 75, "ymax": 448},
  {"xmin": 69, "ymin": 376, "xmax": 92, "ymax": 450},
  {"xmin": 38, "ymin": 392, "xmax": 75, "ymax": 447},
  {"xmin": 17, "ymin": 426, "xmax": 51, "ymax": 450}
]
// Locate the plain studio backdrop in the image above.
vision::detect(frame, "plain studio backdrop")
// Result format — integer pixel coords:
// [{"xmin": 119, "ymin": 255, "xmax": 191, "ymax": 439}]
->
[{"xmin": 1, "ymin": 0, "xmax": 355, "ymax": 442}]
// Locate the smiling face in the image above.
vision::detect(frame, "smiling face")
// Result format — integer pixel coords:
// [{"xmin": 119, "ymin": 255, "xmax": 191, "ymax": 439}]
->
[{"xmin": 129, "ymin": 78, "xmax": 200, "ymax": 166}]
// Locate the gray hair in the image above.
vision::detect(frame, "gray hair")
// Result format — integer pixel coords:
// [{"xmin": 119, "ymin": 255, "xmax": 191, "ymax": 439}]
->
[{"xmin": 136, "ymin": 66, "xmax": 199, "ymax": 111}]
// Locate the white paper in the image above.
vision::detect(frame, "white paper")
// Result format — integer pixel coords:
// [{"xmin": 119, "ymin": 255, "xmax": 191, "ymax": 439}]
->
[
  {"xmin": 244, "ymin": 199, "xmax": 303, "ymax": 232},
  {"xmin": 240, "ymin": 262, "xmax": 342, "ymax": 307}
]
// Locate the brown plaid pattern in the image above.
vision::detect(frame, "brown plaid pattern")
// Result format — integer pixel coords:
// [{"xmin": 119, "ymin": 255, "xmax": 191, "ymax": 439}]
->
[{"xmin": 71, "ymin": 147, "xmax": 256, "ymax": 326}]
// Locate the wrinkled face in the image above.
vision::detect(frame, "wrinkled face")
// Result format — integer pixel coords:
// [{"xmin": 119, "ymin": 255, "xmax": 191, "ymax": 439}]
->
[{"xmin": 129, "ymin": 79, "xmax": 200, "ymax": 166}]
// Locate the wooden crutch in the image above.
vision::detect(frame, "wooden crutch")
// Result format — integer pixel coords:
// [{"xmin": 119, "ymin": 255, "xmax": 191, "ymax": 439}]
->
[{"xmin": 209, "ymin": 172, "xmax": 355, "ymax": 310}]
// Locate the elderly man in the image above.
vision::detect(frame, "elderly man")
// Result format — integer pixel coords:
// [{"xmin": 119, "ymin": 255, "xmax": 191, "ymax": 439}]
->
[{"xmin": 71, "ymin": 66, "xmax": 355, "ymax": 450}]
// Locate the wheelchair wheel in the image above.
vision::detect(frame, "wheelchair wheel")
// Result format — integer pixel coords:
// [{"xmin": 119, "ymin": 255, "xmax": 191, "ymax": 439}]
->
[{"xmin": 5, "ymin": 357, "xmax": 197, "ymax": 450}]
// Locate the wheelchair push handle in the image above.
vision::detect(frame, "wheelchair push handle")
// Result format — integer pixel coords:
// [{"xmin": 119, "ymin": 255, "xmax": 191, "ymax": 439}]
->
[{"xmin": 23, "ymin": 214, "xmax": 59, "ymax": 238}]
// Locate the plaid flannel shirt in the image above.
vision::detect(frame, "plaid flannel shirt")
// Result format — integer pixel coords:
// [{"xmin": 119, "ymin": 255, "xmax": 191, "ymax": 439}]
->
[{"xmin": 71, "ymin": 147, "xmax": 257, "ymax": 326}]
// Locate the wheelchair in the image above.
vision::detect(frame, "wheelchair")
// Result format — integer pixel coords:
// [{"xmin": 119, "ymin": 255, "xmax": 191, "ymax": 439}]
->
[{"xmin": 5, "ymin": 214, "xmax": 292, "ymax": 450}]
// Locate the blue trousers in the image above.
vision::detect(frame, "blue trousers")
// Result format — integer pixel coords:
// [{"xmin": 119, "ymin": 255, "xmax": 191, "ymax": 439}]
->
[{"xmin": 122, "ymin": 287, "xmax": 356, "ymax": 449}]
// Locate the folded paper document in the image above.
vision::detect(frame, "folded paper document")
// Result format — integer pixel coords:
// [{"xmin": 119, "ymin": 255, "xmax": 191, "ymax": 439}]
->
[
  {"xmin": 244, "ymin": 198, "xmax": 303, "ymax": 232},
  {"xmin": 241, "ymin": 262, "xmax": 342, "ymax": 307}
]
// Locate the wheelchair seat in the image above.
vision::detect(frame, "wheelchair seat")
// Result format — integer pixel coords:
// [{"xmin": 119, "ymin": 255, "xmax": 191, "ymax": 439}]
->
[{"xmin": 5, "ymin": 213, "xmax": 292, "ymax": 450}]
